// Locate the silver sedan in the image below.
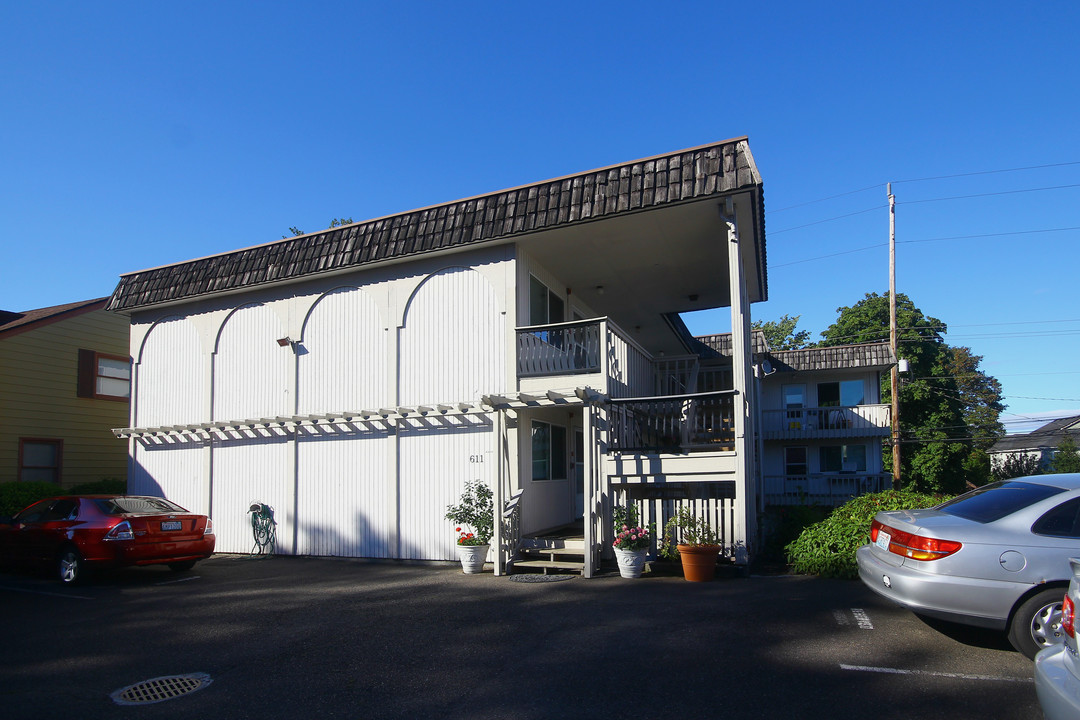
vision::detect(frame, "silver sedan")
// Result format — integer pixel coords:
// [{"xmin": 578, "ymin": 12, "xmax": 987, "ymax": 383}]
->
[
  {"xmin": 857, "ymin": 473, "xmax": 1080, "ymax": 659},
  {"xmin": 1034, "ymin": 557, "xmax": 1080, "ymax": 719}
]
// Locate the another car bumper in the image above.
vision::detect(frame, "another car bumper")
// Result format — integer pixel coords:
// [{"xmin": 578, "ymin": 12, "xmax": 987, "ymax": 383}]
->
[
  {"xmin": 856, "ymin": 544, "xmax": 1019, "ymax": 630},
  {"xmin": 1035, "ymin": 644, "xmax": 1080, "ymax": 720}
]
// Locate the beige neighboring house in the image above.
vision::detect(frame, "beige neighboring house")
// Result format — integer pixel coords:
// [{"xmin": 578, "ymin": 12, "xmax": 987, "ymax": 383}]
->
[{"xmin": 0, "ymin": 298, "xmax": 130, "ymax": 487}]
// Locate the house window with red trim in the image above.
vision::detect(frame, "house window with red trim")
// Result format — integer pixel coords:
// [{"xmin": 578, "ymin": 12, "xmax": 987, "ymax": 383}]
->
[
  {"xmin": 19, "ymin": 438, "xmax": 63, "ymax": 483},
  {"xmin": 77, "ymin": 350, "xmax": 130, "ymax": 401}
]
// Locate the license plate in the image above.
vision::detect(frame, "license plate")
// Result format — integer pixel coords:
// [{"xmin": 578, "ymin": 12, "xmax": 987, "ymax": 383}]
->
[
  {"xmin": 875, "ymin": 530, "xmax": 891, "ymax": 551},
  {"xmin": 161, "ymin": 521, "xmax": 182, "ymax": 531}
]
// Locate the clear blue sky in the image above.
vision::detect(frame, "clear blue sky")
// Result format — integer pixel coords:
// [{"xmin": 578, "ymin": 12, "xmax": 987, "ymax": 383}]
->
[{"xmin": 2, "ymin": 2, "xmax": 1077, "ymax": 432}]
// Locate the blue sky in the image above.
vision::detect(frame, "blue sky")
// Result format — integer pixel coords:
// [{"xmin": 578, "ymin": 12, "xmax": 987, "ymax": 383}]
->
[{"xmin": 2, "ymin": 2, "xmax": 1077, "ymax": 432}]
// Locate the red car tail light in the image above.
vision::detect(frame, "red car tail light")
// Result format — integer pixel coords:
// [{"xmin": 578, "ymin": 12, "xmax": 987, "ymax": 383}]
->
[
  {"xmin": 104, "ymin": 520, "xmax": 134, "ymax": 541},
  {"xmin": 871, "ymin": 519, "xmax": 962, "ymax": 561},
  {"xmin": 203, "ymin": 518, "xmax": 214, "ymax": 536},
  {"xmin": 1063, "ymin": 595, "xmax": 1076, "ymax": 639}
]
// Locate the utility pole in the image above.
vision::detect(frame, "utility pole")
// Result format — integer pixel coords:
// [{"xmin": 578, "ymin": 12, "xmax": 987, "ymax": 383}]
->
[{"xmin": 889, "ymin": 183, "xmax": 901, "ymax": 490}]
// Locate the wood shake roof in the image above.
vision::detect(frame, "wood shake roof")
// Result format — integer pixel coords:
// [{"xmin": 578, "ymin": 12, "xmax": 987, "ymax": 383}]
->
[
  {"xmin": 106, "ymin": 138, "xmax": 764, "ymax": 312},
  {"xmin": 768, "ymin": 342, "xmax": 895, "ymax": 372}
]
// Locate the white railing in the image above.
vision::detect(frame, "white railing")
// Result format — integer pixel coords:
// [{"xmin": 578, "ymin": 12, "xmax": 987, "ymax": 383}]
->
[
  {"xmin": 764, "ymin": 474, "xmax": 891, "ymax": 507},
  {"xmin": 607, "ymin": 390, "xmax": 736, "ymax": 453},
  {"xmin": 760, "ymin": 405, "xmax": 890, "ymax": 439},
  {"xmin": 516, "ymin": 318, "xmax": 655, "ymax": 398}
]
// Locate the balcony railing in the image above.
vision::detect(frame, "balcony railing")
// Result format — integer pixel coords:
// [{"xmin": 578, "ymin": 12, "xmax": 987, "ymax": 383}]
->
[
  {"xmin": 607, "ymin": 390, "xmax": 736, "ymax": 453},
  {"xmin": 760, "ymin": 405, "xmax": 890, "ymax": 440},
  {"xmin": 764, "ymin": 474, "xmax": 891, "ymax": 507},
  {"xmin": 517, "ymin": 318, "xmax": 654, "ymax": 398},
  {"xmin": 517, "ymin": 319, "xmax": 602, "ymax": 376}
]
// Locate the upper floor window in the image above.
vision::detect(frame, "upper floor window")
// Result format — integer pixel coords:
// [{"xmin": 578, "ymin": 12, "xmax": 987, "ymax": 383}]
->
[
  {"xmin": 529, "ymin": 275, "xmax": 564, "ymax": 326},
  {"xmin": 77, "ymin": 349, "xmax": 130, "ymax": 401},
  {"xmin": 19, "ymin": 438, "xmax": 62, "ymax": 483},
  {"xmin": 783, "ymin": 385, "xmax": 805, "ymax": 409},
  {"xmin": 818, "ymin": 380, "xmax": 864, "ymax": 407}
]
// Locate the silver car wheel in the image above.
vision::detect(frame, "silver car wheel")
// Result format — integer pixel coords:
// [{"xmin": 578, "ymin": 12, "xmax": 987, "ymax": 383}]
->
[
  {"xmin": 1030, "ymin": 599, "xmax": 1064, "ymax": 649},
  {"xmin": 58, "ymin": 549, "xmax": 82, "ymax": 584}
]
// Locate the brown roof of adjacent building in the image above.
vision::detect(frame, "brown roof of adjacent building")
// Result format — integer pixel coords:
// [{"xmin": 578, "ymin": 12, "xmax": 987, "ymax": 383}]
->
[
  {"xmin": 106, "ymin": 138, "xmax": 765, "ymax": 312},
  {"xmin": 695, "ymin": 330, "xmax": 770, "ymax": 357},
  {"xmin": 767, "ymin": 342, "xmax": 895, "ymax": 372},
  {"xmin": 990, "ymin": 416, "xmax": 1080, "ymax": 453},
  {"xmin": 0, "ymin": 298, "xmax": 109, "ymax": 339}
]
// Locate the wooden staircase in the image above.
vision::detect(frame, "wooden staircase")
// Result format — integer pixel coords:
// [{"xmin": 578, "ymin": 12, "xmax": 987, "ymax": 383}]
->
[{"xmin": 511, "ymin": 524, "xmax": 586, "ymax": 575}]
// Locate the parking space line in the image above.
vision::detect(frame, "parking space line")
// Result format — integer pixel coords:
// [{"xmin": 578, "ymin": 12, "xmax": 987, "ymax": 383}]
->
[
  {"xmin": 0, "ymin": 585, "xmax": 93, "ymax": 600},
  {"xmin": 840, "ymin": 664, "xmax": 1033, "ymax": 683},
  {"xmin": 851, "ymin": 608, "xmax": 874, "ymax": 629},
  {"xmin": 155, "ymin": 575, "xmax": 201, "ymax": 586}
]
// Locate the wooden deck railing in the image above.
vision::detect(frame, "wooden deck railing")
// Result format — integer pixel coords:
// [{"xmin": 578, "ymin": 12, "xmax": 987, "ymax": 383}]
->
[
  {"xmin": 764, "ymin": 474, "xmax": 891, "ymax": 507},
  {"xmin": 607, "ymin": 390, "xmax": 736, "ymax": 453}
]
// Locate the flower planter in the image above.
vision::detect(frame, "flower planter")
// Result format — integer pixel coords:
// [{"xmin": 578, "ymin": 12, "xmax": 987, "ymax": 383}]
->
[
  {"xmin": 613, "ymin": 547, "xmax": 647, "ymax": 578},
  {"xmin": 677, "ymin": 544, "xmax": 721, "ymax": 582},
  {"xmin": 456, "ymin": 544, "xmax": 490, "ymax": 574}
]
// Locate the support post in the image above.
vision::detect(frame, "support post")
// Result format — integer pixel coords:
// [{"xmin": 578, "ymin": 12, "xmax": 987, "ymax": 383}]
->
[
  {"xmin": 722, "ymin": 200, "xmax": 755, "ymax": 565},
  {"xmin": 493, "ymin": 408, "xmax": 505, "ymax": 576},
  {"xmin": 583, "ymin": 405, "xmax": 595, "ymax": 578}
]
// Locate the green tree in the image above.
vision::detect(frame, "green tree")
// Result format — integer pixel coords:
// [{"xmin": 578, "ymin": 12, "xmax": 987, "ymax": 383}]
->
[
  {"xmin": 992, "ymin": 452, "xmax": 1044, "ymax": 481},
  {"xmin": 819, "ymin": 292, "xmax": 1004, "ymax": 493},
  {"xmin": 752, "ymin": 314, "xmax": 811, "ymax": 350},
  {"xmin": 283, "ymin": 217, "xmax": 355, "ymax": 238},
  {"xmin": 1050, "ymin": 436, "xmax": 1080, "ymax": 473}
]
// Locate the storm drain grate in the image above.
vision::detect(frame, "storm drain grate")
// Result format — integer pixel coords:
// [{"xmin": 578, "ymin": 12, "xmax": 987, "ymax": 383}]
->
[{"xmin": 111, "ymin": 673, "xmax": 212, "ymax": 705}]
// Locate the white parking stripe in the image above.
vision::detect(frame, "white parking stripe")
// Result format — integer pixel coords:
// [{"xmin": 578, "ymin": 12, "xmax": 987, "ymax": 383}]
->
[
  {"xmin": 0, "ymin": 585, "xmax": 93, "ymax": 600},
  {"xmin": 155, "ymin": 575, "xmax": 200, "ymax": 586},
  {"xmin": 840, "ymin": 664, "xmax": 1033, "ymax": 683},
  {"xmin": 851, "ymin": 608, "xmax": 874, "ymax": 629}
]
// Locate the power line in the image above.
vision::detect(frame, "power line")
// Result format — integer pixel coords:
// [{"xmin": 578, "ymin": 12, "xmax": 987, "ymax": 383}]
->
[
  {"xmin": 901, "ymin": 183, "xmax": 1080, "ymax": 205},
  {"xmin": 891, "ymin": 161, "xmax": 1080, "ymax": 184},
  {"xmin": 769, "ymin": 205, "xmax": 887, "ymax": 235}
]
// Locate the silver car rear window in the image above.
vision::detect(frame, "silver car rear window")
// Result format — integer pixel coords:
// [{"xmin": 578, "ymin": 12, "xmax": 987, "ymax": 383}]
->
[{"xmin": 938, "ymin": 480, "xmax": 1065, "ymax": 523}]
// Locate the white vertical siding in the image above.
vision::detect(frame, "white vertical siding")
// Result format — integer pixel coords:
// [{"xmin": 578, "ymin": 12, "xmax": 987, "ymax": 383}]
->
[
  {"xmin": 213, "ymin": 304, "xmax": 291, "ymax": 420},
  {"xmin": 398, "ymin": 268, "xmax": 504, "ymax": 560},
  {"xmin": 211, "ymin": 434, "xmax": 293, "ymax": 554},
  {"xmin": 399, "ymin": 419, "xmax": 494, "ymax": 560},
  {"xmin": 296, "ymin": 432, "xmax": 394, "ymax": 557},
  {"xmin": 298, "ymin": 286, "xmax": 390, "ymax": 413},
  {"xmin": 295, "ymin": 287, "xmax": 393, "ymax": 557},
  {"xmin": 130, "ymin": 441, "xmax": 208, "ymax": 515},
  {"xmin": 135, "ymin": 317, "xmax": 205, "ymax": 427},
  {"xmin": 399, "ymin": 267, "xmax": 505, "ymax": 406}
]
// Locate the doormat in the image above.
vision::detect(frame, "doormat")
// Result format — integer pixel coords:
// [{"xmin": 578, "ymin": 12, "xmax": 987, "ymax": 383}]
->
[{"xmin": 509, "ymin": 574, "xmax": 575, "ymax": 583}]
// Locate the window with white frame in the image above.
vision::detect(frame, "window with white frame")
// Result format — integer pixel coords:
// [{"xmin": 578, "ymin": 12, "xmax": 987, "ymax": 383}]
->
[
  {"xmin": 819, "ymin": 444, "xmax": 867, "ymax": 473},
  {"xmin": 529, "ymin": 275, "xmax": 564, "ymax": 326},
  {"xmin": 817, "ymin": 380, "xmax": 864, "ymax": 407},
  {"xmin": 532, "ymin": 420, "xmax": 567, "ymax": 481}
]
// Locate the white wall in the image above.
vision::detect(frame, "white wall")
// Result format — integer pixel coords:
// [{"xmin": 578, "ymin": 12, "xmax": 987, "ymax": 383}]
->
[{"xmin": 127, "ymin": 246, "xmax": 513, "ymax": 560}]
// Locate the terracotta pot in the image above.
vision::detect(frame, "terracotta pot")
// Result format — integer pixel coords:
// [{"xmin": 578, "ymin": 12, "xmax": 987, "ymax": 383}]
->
[
  {"xmin": 456, "ymin": 544, "xmax": 490, "ymax": 574},
  {"xmin": 677, "ymin": 544, "xmax": 721, "ymax": 582}
]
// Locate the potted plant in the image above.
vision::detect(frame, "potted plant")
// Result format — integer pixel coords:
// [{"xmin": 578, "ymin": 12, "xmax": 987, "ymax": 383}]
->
[
  {"xmin": 661, "ymin": 506, "xmax": 722, "ymax": 582},
  {"xmin": 444, "ymin": 480, "xmax": 494, "ymax": 574},
  {"xmin": 612, "ymin": 504, "xmax": 652, "ymax": 578}
]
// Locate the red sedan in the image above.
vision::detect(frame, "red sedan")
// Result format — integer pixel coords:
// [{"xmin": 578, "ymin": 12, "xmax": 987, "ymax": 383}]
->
[{"xmin": 0, "ymin": 495, "xmax": 215, "ymax": 583}]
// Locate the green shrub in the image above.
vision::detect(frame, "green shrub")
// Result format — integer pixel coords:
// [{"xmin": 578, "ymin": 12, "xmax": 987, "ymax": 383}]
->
[
  {"xmin": 0, "ymin": 482, "xmax": 64, "ymax": 517},
  {"xmin": 68, "ymin": 478, "xmax": 127, "ymax": 495},
  {"xmin": 784, "ymin": 490, "xmax": 945, "ymax": 579}
]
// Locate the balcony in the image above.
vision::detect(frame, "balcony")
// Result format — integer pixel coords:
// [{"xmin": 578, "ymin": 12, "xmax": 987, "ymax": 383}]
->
[
  {"xmin": 607, "ymin": 390, "xmax": 736, "ymax": 454},
  {"xmin": 760, "ymin": 405, "xmax": 890, "ymax": 440},
  {"xmin": 517, "ymin": 318, "xmax": 653, "ymax": 397},
  {"xmin": 764, "ymin": 474, "xmax": 891, "ymax": 507}
]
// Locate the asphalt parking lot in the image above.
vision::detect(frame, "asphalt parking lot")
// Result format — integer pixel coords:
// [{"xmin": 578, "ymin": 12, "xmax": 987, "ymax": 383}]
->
[{"xmin": 0, "ymin": 556, "xmax": 1043, "ymax": 719}]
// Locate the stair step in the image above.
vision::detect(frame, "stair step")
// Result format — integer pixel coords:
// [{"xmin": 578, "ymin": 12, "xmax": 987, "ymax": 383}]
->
[
  {"xmin": 520, "ymin": 546, "xmax": 583, "ymax": 557},
  {"xmin": 520, "ymin": 538, "xmax": 585, "ymax": 551},
  {"xmin": 512, "ymin": 559, "xmax": 585, "ymax": 571}
]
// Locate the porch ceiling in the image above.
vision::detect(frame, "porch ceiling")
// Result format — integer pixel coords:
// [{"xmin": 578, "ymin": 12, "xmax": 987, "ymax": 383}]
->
[{"xmin": 520, "ymin": 188, "xmax": 764, "ymax": 356}]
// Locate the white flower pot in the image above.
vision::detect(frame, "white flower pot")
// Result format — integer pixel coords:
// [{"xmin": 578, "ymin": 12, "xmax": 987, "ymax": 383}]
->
[
  {"xmin": 457, "ymin": 544, "xmax": 490, "ymax": 574},
  {"xmin": 614, "ymin": 547, "xmax": 647, "ymax": 578}
]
